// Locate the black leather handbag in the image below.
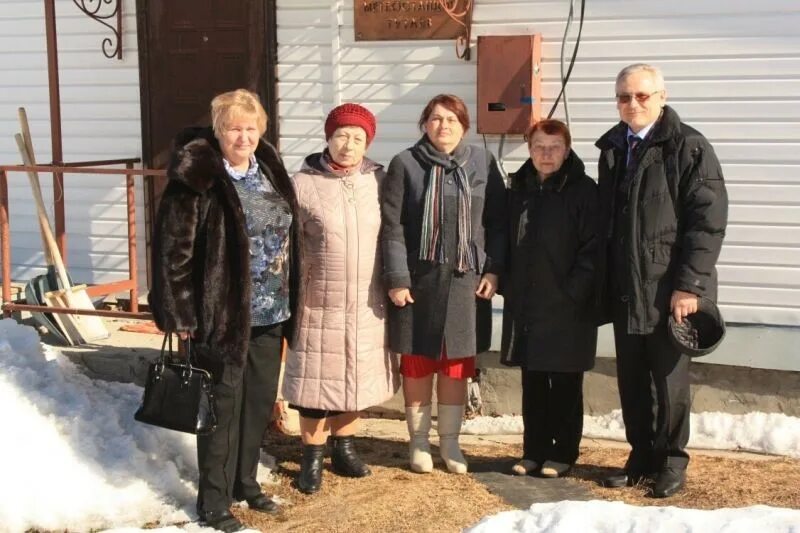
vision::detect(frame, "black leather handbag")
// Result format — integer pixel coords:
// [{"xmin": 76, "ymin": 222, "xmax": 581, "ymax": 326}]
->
[{"xmin": 134, "ymin": 335, "xmax": 217, "ymax": 435}]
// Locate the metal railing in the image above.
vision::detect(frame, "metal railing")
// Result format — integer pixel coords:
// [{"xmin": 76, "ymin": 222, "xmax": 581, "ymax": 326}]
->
[{"xmin": 0, "ymin": 158, "xmax": 165, "ymax": 321}]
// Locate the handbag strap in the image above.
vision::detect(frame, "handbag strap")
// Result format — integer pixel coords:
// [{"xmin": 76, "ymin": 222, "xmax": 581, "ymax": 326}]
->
[
  {"xmin": 159, "ymin": 333, "xmax": 173, "ymax": 363},
  {"xmin": 160, "ymin": 333, "xmax": 197, "ymax": 367},
  {"xmin": 184, "ymin": 337, "xmax": 199, "ymax": 366}
]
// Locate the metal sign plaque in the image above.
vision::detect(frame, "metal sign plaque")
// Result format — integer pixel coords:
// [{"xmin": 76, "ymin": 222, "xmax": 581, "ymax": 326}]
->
[{"xmin": 354, "ymin": 1, "xmax": 469, "ymax": 41}]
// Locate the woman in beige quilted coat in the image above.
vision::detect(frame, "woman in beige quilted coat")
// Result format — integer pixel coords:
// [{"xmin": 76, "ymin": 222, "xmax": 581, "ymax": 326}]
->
[{"xmin": 282, "ymin": 103, "xmax": 400, "ymax": 494}]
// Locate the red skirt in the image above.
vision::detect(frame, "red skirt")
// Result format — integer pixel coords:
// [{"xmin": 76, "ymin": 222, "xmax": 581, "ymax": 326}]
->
[{"xmin": 400, "ymin": 345, "xmax": 475, "ymax": 379}]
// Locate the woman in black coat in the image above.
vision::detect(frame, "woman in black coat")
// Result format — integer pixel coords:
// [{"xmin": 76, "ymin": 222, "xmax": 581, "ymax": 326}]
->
[
  {"xmin": 149, "ymin": 89, "xmax": 300, "ymax": 532},
  {"xmin": 500, "ymin": 119, "xmax": 598, "ymax": 478},
  {"xmin": 382, "ymin": 94, "xmax": 507, "ymax": 475}
]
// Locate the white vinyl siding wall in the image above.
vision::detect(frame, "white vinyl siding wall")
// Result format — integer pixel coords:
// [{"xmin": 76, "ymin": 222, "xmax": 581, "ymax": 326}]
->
[
  {"xmin": 0, "ymin": 0, "xmax": 146, "ymax": 289},
  {"xmin": 276, "ymin": 0, "xmax": 800, "ymax": 327}
]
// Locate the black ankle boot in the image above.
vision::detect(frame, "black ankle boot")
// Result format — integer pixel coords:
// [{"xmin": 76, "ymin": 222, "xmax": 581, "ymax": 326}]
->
[
  {"xmin": 329, "ymin": 435, "xmax": 372, "ymax": 478},
  {"xmin": 297, "ymin": 444, "xmax": 326, "ymax": 494}
]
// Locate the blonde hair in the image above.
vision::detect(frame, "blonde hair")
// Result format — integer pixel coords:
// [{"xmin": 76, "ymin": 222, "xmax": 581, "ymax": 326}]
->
[
  {"xmin": 615, "ymin": 63, "xmax": 665, "ymax": 90},
  {"xmin": 210, "ymin": 89, "xmax": 268, "ymax": 138}
]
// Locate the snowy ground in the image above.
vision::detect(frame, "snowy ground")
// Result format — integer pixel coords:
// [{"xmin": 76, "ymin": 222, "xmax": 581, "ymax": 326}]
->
[
  {"xmin": 2, "ymin": 319, "xmax": 799, "ymax": 532},
  {"xmin": 466, "ymin": 500, "xmax": 800, "ymax": 532},
  {"xmin": 0, "ymin": 319, "xmax": 272, "ymax": 533}
]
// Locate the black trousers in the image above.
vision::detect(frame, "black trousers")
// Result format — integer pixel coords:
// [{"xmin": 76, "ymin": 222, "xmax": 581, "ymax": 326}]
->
[
  {"xmin": 613, "ymin": 319, "xmax": 691, "ymax": 473},
  {"xmin": 521, "ymin": 369, "xmax": 584, "ymax": 465},
  {"xmin": 196, "ymin": 324, "xmax": 283, "ymax": 515}
]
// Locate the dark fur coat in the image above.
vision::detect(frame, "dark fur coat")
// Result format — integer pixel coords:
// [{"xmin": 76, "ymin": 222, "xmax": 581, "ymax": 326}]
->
[{"xmin": 148, "ymin": 126, "xmax": 300, "ymax": 366}]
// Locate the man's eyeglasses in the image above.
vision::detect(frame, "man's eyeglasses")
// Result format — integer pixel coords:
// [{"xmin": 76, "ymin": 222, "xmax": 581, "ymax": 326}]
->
[{"xmin": 615, "ymin": 90, "xmax": 662, "ymax": 104}]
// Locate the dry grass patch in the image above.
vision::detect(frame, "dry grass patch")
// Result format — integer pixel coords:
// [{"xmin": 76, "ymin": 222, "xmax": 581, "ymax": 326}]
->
[
  {"xmin": 573, "ymin": 445, "xmax": 800, "ymax": 510},
  {"xmin": 233, "ymin": 430, "xmax": 800, "ymax": 532},
  {"xmin": 238, "ymin": 433, "xmax": 512, "ymax": 533}
]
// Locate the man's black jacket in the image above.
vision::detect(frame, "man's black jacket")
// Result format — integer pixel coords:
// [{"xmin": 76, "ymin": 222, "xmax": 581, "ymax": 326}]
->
[{"xmin": 595, "ymin": 105, "xmax": 728, "ymax": 334}]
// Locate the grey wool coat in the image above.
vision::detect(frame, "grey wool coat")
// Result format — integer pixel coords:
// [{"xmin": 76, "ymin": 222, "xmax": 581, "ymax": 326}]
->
[{"xmin": 381, "ymin": 137, "xmax": 507, "ymax": 358}]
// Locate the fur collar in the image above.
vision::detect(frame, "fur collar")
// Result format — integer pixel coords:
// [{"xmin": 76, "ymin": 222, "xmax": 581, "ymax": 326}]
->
[{"xmin": 167, "ymin": 126, "xmax": 285, "ymax": 193}]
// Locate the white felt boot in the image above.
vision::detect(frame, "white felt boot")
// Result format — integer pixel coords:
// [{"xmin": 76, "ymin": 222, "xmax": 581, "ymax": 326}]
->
[
  {"xmin": 405, "ymin": 404, "xmax": 434, "ymax": 473},
  {"xmin": 437, "ymin": 403, "xmax": 468, "ymax": 474}
]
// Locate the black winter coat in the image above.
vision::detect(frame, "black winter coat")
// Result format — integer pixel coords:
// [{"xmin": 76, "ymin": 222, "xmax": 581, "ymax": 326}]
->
[
  {"xmin": 500, "ymin": 152, "xmax": 599, "ymax": 372},
  {"xmin": 595, "ymin": 106, "xmax": 728, "ymax": 334},
  {"xmin": 148, "ymin": 127, "xmax": 301, "ymax": 366},
  {"xmin": 381, "ymin": 138, "xmax": 507, "ymax": 358}
]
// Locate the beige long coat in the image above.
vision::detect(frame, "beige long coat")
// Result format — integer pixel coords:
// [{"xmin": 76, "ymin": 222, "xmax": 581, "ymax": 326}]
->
[{"xmin": 282, "ymin": 154, "xmax": 399, "ymax": 412}]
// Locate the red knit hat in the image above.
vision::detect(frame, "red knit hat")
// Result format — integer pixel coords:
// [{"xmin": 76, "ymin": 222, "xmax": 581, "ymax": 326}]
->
[{"xmin": 324, "ymin": 103, "xmax": 376, "ymax": 144}]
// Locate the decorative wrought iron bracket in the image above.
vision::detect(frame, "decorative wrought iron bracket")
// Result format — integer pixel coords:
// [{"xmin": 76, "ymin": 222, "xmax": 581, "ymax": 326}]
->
[
  {"xmin": 72, "ymin": 0, "xmax": 122, "ymax": 60},
  {"xmin": 438, "ymin": 0, "xmax": 475, "ymax": 61}
]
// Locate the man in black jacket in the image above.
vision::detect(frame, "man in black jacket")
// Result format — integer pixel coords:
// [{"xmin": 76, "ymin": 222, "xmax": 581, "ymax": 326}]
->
[{"xmin": 595, "ymin": 64, "xmax": 728, "ymax": 497}]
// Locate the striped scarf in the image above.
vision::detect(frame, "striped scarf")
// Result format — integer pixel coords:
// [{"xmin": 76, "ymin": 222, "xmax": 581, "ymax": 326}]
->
[{"xmin": 419, "ymin": 150, "xmax": 478, "ymax": 273}]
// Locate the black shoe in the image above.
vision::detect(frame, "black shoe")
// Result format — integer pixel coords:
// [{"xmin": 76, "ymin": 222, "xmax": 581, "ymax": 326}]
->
[
  {"xmin": 201, "ymin": 509, "xmax": 245, "ymax": 533},
  {"xmin": 599, "ymin": 469, "xmax": 652, "ymax": 488},
  {"xmin": 329, "ymin": 435, "xmax": 372, "ymax": 478},
  {"xmin": 651, "ymin": 466, "xmax": 686, "ymax": 498},
  {"xmin": 297, "ymin": 443, "xmax": 326, "ymax": 494},
  {"xmin": 600, "ymin": 469, "xmax": 629, "ymax": 488},
  {"xmin": 246, "ymin": 493, "xmax": 279, "ymax": 514}
]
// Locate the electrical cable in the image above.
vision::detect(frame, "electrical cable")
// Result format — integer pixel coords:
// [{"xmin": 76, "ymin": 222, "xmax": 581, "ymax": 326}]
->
[
  {"xmin": 497, "ymin": 133, "xmax": 508, "ymax": 178},
  {"xmin": 481, "ymin": 0, "xmax": 584, "ymax": 178},
  {"xmin": 559, "ymin": 0, "xmax": 576, "ymax": 126},
  {"xmin": 547, "ymin": 0, "xmax": 586, "ymax": 121}
]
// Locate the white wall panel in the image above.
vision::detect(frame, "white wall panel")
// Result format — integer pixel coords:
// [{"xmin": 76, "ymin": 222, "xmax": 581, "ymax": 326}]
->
[
  {"xmin": 277, "ymin": 0, "xmax": 800, "ymax": 327},
  {"xmin": 0, "ymin": 0, "xmax": 146, "ymax": 292}
]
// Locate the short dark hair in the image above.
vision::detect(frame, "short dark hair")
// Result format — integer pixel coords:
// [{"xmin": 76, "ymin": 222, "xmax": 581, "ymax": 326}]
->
[
  {"xmin": 418, "ymin": 94, "xmax": 470, "ymax": 132},
  {"xmin": 524, "ymin": 119, "xmax": 572, "ymax": 148}
]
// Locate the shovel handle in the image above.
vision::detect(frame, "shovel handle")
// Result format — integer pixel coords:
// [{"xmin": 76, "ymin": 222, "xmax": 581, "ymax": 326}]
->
[
  {"xmin": 17, "ymin": 108, "xmax": 53, "ymax": 266},
  {"xmin": 18, "ymin": 108, "xmax": 34, "ymax": 161},
  {"xmin": 14, "ymin": 133, "xmax": 71, "ymax": 290}
]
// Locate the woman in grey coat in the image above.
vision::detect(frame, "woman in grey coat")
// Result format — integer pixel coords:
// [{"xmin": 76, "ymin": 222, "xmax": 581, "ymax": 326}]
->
[{"xmin": 381, "ymin": 94, "xmax": 507, "ymax": 474}]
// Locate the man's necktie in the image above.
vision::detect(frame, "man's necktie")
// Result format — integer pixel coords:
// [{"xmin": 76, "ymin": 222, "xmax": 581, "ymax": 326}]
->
[{"xmin": 627, "ymin": 135, "xmax": 641, "ymax": 166}]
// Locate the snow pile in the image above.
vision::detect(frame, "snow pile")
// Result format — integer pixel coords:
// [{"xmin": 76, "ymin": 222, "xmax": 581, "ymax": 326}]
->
[
  {"xmin": 462, "ymin": 410, "xmax": 800, "ymax": 458},
  {"xmin": 0, "ymin": 319, "xmax": 270, "ymax": 532},
  {"xmin": 466, "ymin": 500, "xmax": 800, "ymax": 532},
  {"xmin": 463, "ymin": 413, "xmax": 525, "ymax": 435},
  {"xmin": 691, "ymin": 411, "xmax": 800, "ymax": 457}
]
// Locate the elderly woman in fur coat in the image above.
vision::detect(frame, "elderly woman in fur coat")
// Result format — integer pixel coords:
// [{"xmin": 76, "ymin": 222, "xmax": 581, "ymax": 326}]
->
[
  {"xmin": 282, "ymin": 103, "xmax": 400, "ymax": 494},
  {"xmin": 149, "ymin": 89, "xmax": 300, "ymax": 533}
]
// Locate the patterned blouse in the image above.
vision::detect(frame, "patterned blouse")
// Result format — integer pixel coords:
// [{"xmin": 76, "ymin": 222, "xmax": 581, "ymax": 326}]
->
[{"xmin": 224, "ymin": 155, "xmax": 292, "ymax": 327}]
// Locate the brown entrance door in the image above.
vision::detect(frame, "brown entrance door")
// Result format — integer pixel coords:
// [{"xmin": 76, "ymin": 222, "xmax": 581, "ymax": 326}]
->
[
  {"xmin": 136, "ymin": 0, "xmax": 277, "ymax": 282},
  {"xmin": 137, "ymin": 0, "xmax": 277, "ymax": 167}
]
